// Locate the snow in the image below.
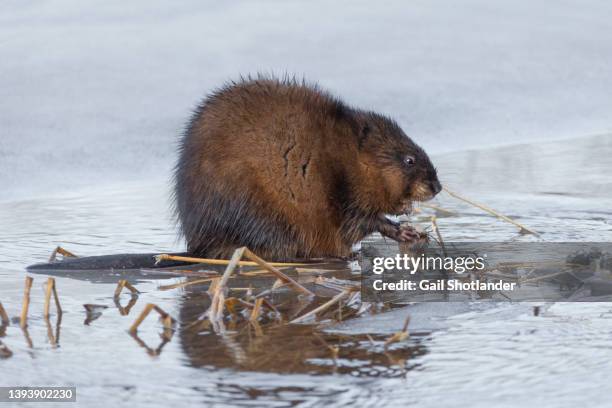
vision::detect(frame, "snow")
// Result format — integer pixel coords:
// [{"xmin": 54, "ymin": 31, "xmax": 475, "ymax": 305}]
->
[{"xmin": 2, "ymin": 0, "xmax": 612, "ymax": 200}]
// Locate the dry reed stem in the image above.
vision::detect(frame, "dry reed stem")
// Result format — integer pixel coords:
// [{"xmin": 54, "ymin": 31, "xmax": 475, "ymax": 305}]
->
[
  {"xmin": 129, "ymin": 303, "xmax": 175, "ymax": 334},
  {"xmin": 239, "ymin": 267, "xmax": 292, "ymax": 277},
  {"xmin": 154, "ymin": 253, "xmax": 309, "ymax": 267},
  {"xmin": 48, "ymin": 246, "xmax": 77, "ymax": 262},
  {"xmin": 313, "ymin": 332, "xmax": 340, "ymax": 364},
  {"xmin": 114, "ymin": 279, "xmax": 140, "ymax": 297},
  {"xmin": 420, "ymin": 203, "xmax": 457, "ymax": 216},
  {"xmin": 20, "ymin": 277, "xmax": 33, "ymax": 328},
  {"xmin": 158, "ymin": 277, "xmax": 216, "ymax": 291},
  {"xmin": 207, "ymin": 247, "xmax": 246, "ymax": 323},
  {"xmin": 290, "ymin": 291, "xmax": 349, "ymax": 324},
  {"xmin": 443, "ymin": 186, "xmax": 539, "ymax": 235},
  {"xmin": 241, "ymin": 267, "xmax": 336, "ymax": 277},
  {"xmin": 224, "ymin": 297, "xmax": 254, "ymax": 315},
  {"xmin": 384, "ymin": 315, "xmax": 411, "ymax": 349},
  {"xmin": 430, "ymin": 216, "xmax": 447, "ymax": 256},
  {"xmin": 0, "ymin": 302, "xmax": 9, "ymax": 326},
  {"xmin": 207, "ymin": 277, "xmax": 220, "ymax": 296},
  {"xmin": 243, "ymin": 248, "xmax": 314, "ymax": 296},
  {"xmin": 498, "ymin": 261, "xmax": 568, "ymax": 268},
  {"xmin": 271, "ymin": 278, "xmax": 284, "ymax": 290},
  {"xmin": 249, "ymin": 319, "xmax": 264, "ymax": 337},
  {"xmin": 294, "ymin": 268, "xmax": 338, "ymax": 274},
  {"xmin": 43, "ymin": 278, "xmax": 62, "ymax": 318},
  {"xmin": 519, "ymin": 271, "xmax": 569, "ymax": 285},
  {"xmin": 249, "ymin": 298, "xmax": 264, "ymax": 321}
]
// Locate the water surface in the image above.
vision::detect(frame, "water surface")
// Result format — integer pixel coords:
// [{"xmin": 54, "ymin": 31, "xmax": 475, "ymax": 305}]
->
[{"xmin": 1, "ymin": 135, "xmax": 612, "ymax": 407}]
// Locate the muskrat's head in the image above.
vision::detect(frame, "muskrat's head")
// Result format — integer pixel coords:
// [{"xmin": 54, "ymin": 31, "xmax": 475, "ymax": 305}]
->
[{"xmin": 353, "ymin": 112, "xmax": 442, "ymax": 215}]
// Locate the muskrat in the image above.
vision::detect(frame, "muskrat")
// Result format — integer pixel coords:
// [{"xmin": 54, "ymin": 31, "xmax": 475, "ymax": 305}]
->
[{"xmin": 174, "ymin": 76, "xmax": 441, "ymax": 261}]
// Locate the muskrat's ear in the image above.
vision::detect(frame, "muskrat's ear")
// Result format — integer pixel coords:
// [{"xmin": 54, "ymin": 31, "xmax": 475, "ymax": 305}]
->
[{"xmin": 358, "ymin": 124, "xmax": 370, "ymax": 150}]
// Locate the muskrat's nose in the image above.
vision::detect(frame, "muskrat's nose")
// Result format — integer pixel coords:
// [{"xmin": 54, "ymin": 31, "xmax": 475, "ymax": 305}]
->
[{"xmin": 430, "ymin": 179, "xmax": 442, "ymax": 196}]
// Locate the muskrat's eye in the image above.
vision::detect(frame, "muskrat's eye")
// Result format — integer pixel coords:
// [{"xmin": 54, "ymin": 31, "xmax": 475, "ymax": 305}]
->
[{"xmin": 404, "ymin": 155, "xmax": 415, "ymax": 166}]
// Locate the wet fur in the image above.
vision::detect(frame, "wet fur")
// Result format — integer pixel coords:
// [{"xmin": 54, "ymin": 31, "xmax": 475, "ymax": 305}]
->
[{"xmin": 174, "ymin": 76, "xmax": 440, "ymax": 260}]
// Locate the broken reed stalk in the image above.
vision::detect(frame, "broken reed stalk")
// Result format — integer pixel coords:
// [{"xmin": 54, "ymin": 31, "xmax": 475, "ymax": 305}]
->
[
  {"xmin": 154, "ymin": 253, "xmax": 309, "ymax": 268},
  {"xmin": 43, "ymin": 278, "xmax": 62, "ymax": 318},
  {"xmin": 129, "ymin": 303, "xmax": 175, "ymax": 334},
  {"xmin": 443, "ymin": 186, "xmax": 539, "ymax": 235},
  {"xmin": 208, "ymin": 247, "xmax": 247, "ymax": 323},
  {"xmin": 420, "ymin": 203, "xmax": 457, "ymax": 216},
  {"xmin": 114, "ymin": 279, "xmax": 140, "ymax": 297},
  {"xmin": 519, "ymin": 271, "xmax": 568, "ymax": 285},
  {"xmin": 384, "ymin": 315, "xmax": 411, "ymax": 349},
  {"xmin": 249, "ymin": 298, "xmax": 264, "ymax": 321},
  {"xmin": 242, "ymin": 248, "xmax": 314, "ymax": 297},
  {"xmin": 207, "ymin": 277, "xmax": 220, "ymax": 296},
  {"xmin": 0, "ymin": 302, "xmax": 9, "ymax": 326},
  {"xmin": 158, "ymin": 277, "xmax": 217, "ymax": 291},
  {"xmin": 313, "ymin": 333, "xmax": 340, "ymax": 363},
  {"xmin": 430, "ymin": 216, "xmax": 447, "ymax": 256},
  {"xmin": 290, "ymin": 291, "xmax": 349, "ymax": 324},
  {"xmin": 20, "ymin": 277, "xmax": 33, "ymax": 328},
  {"xmin": 48, "ymin": 246, "xmax": 77, "ymax": 262}
]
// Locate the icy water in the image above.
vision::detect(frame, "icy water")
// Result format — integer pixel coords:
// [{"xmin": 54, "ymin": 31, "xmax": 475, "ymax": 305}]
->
[{"xmin": 1, "ymin": 135, "xmax": 611, "ymax": 407}]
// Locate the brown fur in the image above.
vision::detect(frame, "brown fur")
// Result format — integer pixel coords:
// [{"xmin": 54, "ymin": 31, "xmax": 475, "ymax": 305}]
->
[{"xmin": 174, "ymin": 76, "xmax": 441, "ymax": 260}]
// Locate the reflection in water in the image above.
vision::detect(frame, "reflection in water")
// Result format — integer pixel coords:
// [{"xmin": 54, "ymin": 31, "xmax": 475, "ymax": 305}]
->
[
  {"xmin": 177, "ymin": 288, "xmax": 428, "ymax": 377},
  {"xmin": 129, "ymin": 328, "xmax": 174, "ymax": 357},
  {"xmin": 0, "ymin": 340, "xmax": 12, "ymax": 358},
  {"xmin": 1, "ymin": 135, "xmax": 612, "ymax": 406},
  {"xmin": 44, "ymin": 312, "xmax": 62, "ymax": 348},
  {"xmin": 114, "ymin": 294, "xmax": 139, "ymax": 316},
  {"xmin": 20, "ymin": 326, "xmax": 33, "ymax": 349},
  {"xmin": 83, "ymin": 304, "xmax": 108, "ymax": 325}
]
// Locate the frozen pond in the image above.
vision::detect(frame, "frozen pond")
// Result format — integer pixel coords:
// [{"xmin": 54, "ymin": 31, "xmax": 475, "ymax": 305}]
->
[
  {"xmin": 1, "ymin": 135, "xmax": 611, "ymax": 407},
  {"xmin": 2, "ymin": 1, "xmax": 612, "ymax": 406}
]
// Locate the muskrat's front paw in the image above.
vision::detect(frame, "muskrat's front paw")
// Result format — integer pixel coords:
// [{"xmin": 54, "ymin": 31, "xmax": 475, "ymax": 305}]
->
[{"xmin": 395, "ymin": 224, "xmax": 421, "ymax": 243}]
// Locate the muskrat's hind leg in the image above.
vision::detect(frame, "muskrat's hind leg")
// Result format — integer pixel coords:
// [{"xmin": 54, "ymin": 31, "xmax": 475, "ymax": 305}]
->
[{"xmin": 376, "ymin": 215, "xmax": 420, "ymax": 244}]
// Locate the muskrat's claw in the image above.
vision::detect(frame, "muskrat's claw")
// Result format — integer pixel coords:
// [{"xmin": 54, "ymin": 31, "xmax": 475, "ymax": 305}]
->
[{"xmin": 396, "ymin": 224, "xmax": 421, "ymax": 243}]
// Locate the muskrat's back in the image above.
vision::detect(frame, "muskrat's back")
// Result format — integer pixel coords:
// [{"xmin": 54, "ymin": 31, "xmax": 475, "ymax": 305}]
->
[
  {"xmin": 174, "ymin": 77, "xmax": 441, "ymax": 260},
  {"xmin": 175, "ymin": 79, "xmax": 356, "ymax": 259}
]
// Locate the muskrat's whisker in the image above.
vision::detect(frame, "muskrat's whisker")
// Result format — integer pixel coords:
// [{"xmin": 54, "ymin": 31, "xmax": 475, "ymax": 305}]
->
[{"xmin": 443, "ymin": 186, "xmax": 539, "ymax": 235}]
